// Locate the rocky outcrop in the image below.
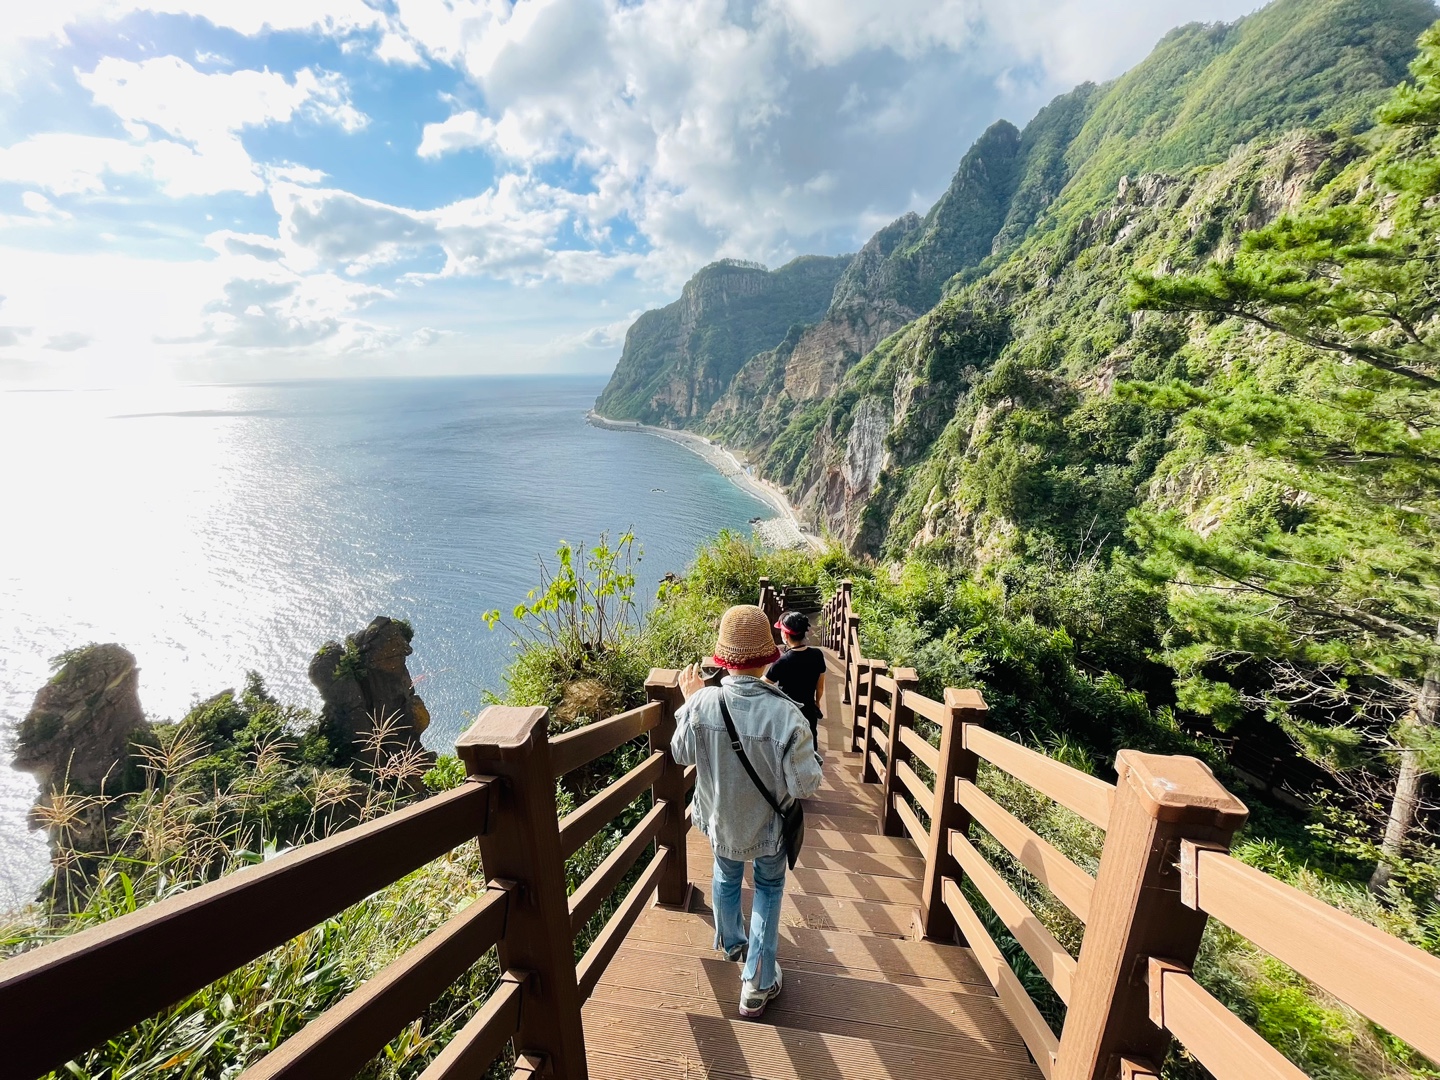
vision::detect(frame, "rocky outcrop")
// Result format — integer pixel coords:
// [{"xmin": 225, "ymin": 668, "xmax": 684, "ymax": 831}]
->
[
  {"xmin": 594, "ymin": 256, "xmax": 852, "ymax": 426},
  {"xmin": 13, "ymin": 644, "xmax": 149, "ymax": 797},
  {"xmin": 309, "ymin": 617, "xmax": 431, "ymax": 759}
]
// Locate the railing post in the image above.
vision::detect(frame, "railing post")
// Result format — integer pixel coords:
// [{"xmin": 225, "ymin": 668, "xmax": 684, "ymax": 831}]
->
[
  {"xmin": 843, "ymin": 614, "xmax": 860, "ymax": 706},
  {"xmin": 456, "ymin": 707, "xmax": 588, "ymax": 1080},
  {"xmin": 646, "ymin": 670, "xmax": 690, "ymax": 908},
  {"xmin": 849, "ymin": 656, "xmax": 868, "ymax": 756},
  {"xmin": 859, "ymin": 660, "xmax": 888, "ymax": 782},
  {"xmin": 1054, "ymin": 752, "xmax": 1248, "ymax": 1080},
  {"xmin": 917, "ymin": 688, "xmax": 985, "ymax": 943},
  {"xmin": 879, "ymin": 668, "xmax": 919, "ymax": 836}
]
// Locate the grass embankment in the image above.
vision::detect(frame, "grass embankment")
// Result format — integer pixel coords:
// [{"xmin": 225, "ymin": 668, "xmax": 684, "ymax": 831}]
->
[{"xmin": 4, "ymin": 532, "xmax": 1437, "ymax": 1078}]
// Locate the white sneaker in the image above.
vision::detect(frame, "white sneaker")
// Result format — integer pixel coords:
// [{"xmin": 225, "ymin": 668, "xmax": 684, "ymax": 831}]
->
[
  {"xmin": 738, "ymin": 963, "xmax": 783, "ymax": 1018},
  {"xmin": 724, "ymin": 941, "xmax": 747, "ymax": 963}
]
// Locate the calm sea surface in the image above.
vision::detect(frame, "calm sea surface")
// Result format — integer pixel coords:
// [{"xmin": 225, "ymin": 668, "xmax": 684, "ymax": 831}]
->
[{"xmin": 0, "ymin": 375, "xmax": 767, "ymax": 912}]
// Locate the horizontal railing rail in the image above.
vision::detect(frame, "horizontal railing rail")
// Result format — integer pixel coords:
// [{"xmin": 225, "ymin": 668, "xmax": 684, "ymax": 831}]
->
[
  {"xmin": 0, "ymin": 780, "xmax": 494, "ymax": 1080},
  {"xmin": 1156, "ymin": 840, "xmax": 1440, "ymax": 1071},
  {"xmin": 549, "ymin": 701, "xmax": 661, "ymax": 778},
  {"xmin": 821, "ymin": 579, "xmax": 1440, "ymax": 1080}
]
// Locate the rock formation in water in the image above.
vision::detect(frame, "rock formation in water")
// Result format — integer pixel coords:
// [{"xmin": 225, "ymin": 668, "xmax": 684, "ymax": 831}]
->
[
  {"xmin": 12, "ymin": 643, "xmax": 152, "ymax": 854},
  {"xmin": 13, "ymin": 644, "xmax": 150, "ymax": 797},
  {"xmin": 309, "ymin": 616, "xmax": 432, "ymax": 759}
]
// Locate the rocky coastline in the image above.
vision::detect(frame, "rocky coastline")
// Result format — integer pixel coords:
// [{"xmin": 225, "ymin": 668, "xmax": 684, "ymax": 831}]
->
[{"xmin": 585, "ymin": 410, "xmax": 821, "ymax": 551}]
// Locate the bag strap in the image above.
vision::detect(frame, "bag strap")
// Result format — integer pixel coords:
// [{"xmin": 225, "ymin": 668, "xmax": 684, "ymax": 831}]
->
[{"xmin": 716, "ymin": 690, "xmax": 786, "ymax": 816}]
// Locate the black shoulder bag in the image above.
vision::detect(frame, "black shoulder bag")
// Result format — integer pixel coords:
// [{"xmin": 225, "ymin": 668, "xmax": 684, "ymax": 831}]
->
[{"xmin": 716, "ymin": 691, "xmax": 806, "ymax": 869}]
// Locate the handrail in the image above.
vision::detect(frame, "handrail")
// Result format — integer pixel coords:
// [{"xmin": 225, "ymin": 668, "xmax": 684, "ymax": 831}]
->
[
  {"xmin": 576, "ymin": 846, "xmax": 671, "ymax": 999},
  {"xmin": 954, "ymin": 779, "xmax": 1095, "ymax": 924},
  {"xmin": 0, "ymin": 780, "xmax": 493, "ymax": 1080},
  {"xmin": 964, "ymin": 726, "xmax": 1115, "ymax": 830},
  {"xmin": 1146, "ymin": 962, "xmax": 1304, "ymax": 1080},
  {"xmin": 416, "ymin": 971, "xmax": 527, "ymax": 1080},
  {"xmin": 903, "ymin": 689, "xmax": 951, "ymax": 727},
  {"xmin": 568, "ymin": 802, "xmax": 668, "ymax": 933},
  {"xmin": 943, "ymin": 878, "xmax": 1060, "ymax": 1079},
  {"xmin": 240, "ymin": 882, "xmax": 514, "ymax": 1079},
  {"xmin": 898, "ymin": 724, "xmax": 939, "ymax": 773},
  {"xmin": 557, "ymin": 751, "xmax": 665, "ymax": 859},
  {"xmin": 1180, "ymin": 842, "xmax": 1440, "ymax": 1062},
  {"xmin": 951, "ymin": 831, "xmax": 1076, "ymax": 1005},
  {"xmin": 550, "ymin": 701, "xmax": 662, "ymax": 778},
  {"xmin": 0, "ymin": 653, "xmax": 699, "ymax": 1080}
]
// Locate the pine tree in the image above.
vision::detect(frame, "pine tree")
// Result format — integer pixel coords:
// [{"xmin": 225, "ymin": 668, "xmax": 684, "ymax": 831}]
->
[{"xmin": 1128, "ymin": 21, "xmax": 1440, "ymax": 892}]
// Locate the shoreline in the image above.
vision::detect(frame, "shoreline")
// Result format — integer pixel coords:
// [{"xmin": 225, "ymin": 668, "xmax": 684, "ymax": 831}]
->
[{"xmin": 586, "ymin": 411, "xmax": 823, "ymax": 551}]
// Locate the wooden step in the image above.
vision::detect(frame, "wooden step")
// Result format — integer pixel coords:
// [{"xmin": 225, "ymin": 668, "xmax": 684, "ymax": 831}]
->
[
  {"xmin": 684, "ymin": 883, "xmax": 915, "ymax": 938},
  {"xmin": 691, "ymin": 860, "xmax": 923, "ymax": 906},
  {"xmin": 681, "ymin": 827, "xmax": 920, "ymax": 863},
  {"xmin": 592, "ymin": 953, "xmax": 1035, "ymax": 1071},
  {"xmin": 803, "ymin": 827, "xmax": 922, "ymax": 860},
  {"xmin": 625, "ymin": 908, "xmax": 991, "ymax": 991},
  {"xmin": 685, "ymin": 834, "xmax": 924, "ymax": 881},
  {"xmin": 583, "ymin": 1000, "xmax": 1043, "ymax": 1080}
]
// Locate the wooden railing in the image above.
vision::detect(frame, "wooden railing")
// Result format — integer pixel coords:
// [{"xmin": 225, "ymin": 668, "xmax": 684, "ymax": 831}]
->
[
  {"xmin": 0, "ymin": 669, "xmax": 693, "ymax": 1080},
  {"xmin": 822, "ymin": 580, "xmax": 1440, "ymax": 1080}
]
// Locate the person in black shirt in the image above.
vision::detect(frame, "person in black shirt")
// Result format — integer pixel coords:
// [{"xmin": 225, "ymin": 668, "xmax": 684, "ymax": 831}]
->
[{"xmin": 766, "ymin": 611, "xmax": 826, "ymax": 745}]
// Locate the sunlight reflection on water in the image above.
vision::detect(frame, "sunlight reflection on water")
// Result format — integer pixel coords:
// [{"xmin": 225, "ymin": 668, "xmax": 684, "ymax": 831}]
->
[{"xmin": 0, "ymin": 376, "xmax": 768, "ymax": 911}]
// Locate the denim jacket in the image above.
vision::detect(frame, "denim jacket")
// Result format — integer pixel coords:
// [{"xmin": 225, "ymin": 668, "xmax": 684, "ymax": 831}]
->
[{"xmin": 671, "ymin": 675, "xmax": 824, "ymax": 861}]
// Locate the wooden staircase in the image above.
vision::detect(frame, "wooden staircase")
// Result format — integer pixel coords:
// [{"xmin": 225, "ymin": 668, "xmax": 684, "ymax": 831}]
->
[{"xmin": 582, "ymin": 650, "xmax": 1044, "ymax": 1079}]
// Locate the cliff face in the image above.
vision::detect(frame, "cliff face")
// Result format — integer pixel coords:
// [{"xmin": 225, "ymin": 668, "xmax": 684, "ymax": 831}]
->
[
  {"xmin": 595, "ymin": 0, "xmax": 1435, "ymax": 554},
  {"xmin": 593, "ymin": 256, "xmax": 852, "ymax": 426}
]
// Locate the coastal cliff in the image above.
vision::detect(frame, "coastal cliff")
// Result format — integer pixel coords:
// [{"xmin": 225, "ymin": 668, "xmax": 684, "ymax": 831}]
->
[
  {"xmin": 595, "ymin": 255, "xmax": 851, "ymax": 426},
  {"xmin": 594, "ymin": 0, "xmax": 1436, "ymax": 556}
]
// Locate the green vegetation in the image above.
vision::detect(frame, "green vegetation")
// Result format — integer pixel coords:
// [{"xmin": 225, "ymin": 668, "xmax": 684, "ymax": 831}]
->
[{"xmin": 586, "ymin": 3, "xmax": 1440, "ymax": 1074}]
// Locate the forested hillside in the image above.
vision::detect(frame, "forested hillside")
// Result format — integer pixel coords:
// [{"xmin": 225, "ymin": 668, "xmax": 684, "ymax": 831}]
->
[{"xmin": 597, "ymin": 0, "xmax": 1440, "ymax": 933}]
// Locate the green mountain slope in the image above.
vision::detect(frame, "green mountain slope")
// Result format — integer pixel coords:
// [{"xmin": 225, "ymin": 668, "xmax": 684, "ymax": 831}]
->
[{"xmin": 601, "ymin": 0, "xmax": 1434, "ymax": 558}]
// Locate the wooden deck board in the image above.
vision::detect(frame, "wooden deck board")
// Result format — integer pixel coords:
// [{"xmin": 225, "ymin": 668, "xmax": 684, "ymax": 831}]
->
[
  {"xmin": 584, "ymin": 1002, "xmax": 1042, "ymax": 1080},
  {"xmin": 690, "ymin": 860, "xmax": 924, "ymax": 906},
  {"xmin": 686, "ymin": 834, "xmax": 925, "ymax": 881},
  {"xmin": 596, "ymin": 948, "xmax": 1020, "ymax": 1044},
  {"xmin": 620, "ymin": 918, "xmax": 991, "ymax": 992}
]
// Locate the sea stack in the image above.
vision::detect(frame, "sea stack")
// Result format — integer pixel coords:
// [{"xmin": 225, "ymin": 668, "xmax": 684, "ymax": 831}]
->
[
  {"xmin": 309, "ymin": 616, "xmax": 432, "ymax": 760},
  {"xmin": 12, "ymin": 643, "xmax": 149, "ymax": 798}
]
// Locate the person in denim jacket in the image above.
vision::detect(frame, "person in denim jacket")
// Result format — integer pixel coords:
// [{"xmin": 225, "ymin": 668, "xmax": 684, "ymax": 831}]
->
[{"xmin": 673, "ymin": 604, "xmax": 823, "ymax": 1018}]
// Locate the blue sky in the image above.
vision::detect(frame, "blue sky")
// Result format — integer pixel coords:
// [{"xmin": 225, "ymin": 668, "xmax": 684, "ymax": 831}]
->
[{"xmin": 0, "ymin": 0, "xmax": 1261, "ymax": 387}]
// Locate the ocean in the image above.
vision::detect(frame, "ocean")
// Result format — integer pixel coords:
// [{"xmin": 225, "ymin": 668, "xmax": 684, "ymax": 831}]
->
[{"xmin": 0, "ymin": 375, "xmax": 769, "ymax": 912}]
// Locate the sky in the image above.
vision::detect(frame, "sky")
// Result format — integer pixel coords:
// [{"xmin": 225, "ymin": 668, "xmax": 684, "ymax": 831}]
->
[{"xmin": 0, "ymin": 0, "xmax": 1264, "ymax": 388}]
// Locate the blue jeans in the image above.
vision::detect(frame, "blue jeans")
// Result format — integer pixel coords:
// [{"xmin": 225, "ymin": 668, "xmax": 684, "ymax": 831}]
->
[{"xmin": 711, "ymin": 848, "xmax": 787, "ymax": 990}]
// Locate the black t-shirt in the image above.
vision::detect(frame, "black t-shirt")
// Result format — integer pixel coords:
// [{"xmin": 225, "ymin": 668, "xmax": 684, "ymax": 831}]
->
[{"xmin": 768, "ymin": 647, "xmax": 826, "ymax": 719}]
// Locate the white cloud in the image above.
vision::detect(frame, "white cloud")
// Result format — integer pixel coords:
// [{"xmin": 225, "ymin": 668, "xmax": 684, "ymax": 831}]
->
[
  {"xmin": 7, "ymin": 0, "xmax": 382, "ymax": 45},
  {"xmin": 0, "ymin": 58, "xmax": 368, "ymax": 197},
  {"xmin": 375, "ymin": 31, "xmax": 426, "ymax": 66},
  {"xmin": 44, "ymin": 331, "xmax": 94, "ymax": 351},
  {"xmin": 418, "ymin": 110, "xmax": 498, "ymax": 158},
  {"xmin": 412, "ymin": 326, "xmax": 456, "ymax": 346},
  {"xmin": 390, "ymin": 0, "xmax": 1264, "ymax": 282},
  {"xmin": 80, "ymin": 57, "xmax": 368, "ymax": 139},
  {"xmin": 269, "ymin": 175, "xmax": 640, "ymax": 284}
]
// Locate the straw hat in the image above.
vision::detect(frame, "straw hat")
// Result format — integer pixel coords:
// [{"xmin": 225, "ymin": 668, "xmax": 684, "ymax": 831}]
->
[{"xmin": 712, "ymin": 605, "xmax": 781, "ymax": 670}]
